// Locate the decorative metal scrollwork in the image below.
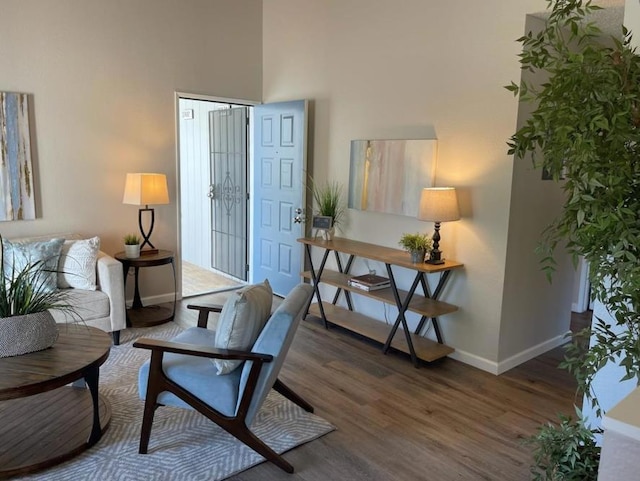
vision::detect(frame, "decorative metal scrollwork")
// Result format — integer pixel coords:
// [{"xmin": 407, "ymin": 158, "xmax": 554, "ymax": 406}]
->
[{"xmin": 221, "ymin": 170, "xmax": 242, "ymax": 216}]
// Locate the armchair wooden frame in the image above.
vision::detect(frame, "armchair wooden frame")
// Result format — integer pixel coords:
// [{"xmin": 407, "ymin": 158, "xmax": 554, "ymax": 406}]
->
[{"xmin": 133, "ymin": 303, "xmax": 314, "ymax": 474}]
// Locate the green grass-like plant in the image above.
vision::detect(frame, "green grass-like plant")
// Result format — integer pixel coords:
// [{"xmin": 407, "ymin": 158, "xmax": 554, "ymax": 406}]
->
[
  {"xmin": 124, "ymin": 234, "xmax": 141, "ymax": 245},
  {"xmin": 311, "ymin": 180, "xmax": 346, "ymax": 228},
  {"xmin": 398, "ymin": 232, "xmax": 432, "ymax": 253},
  {"xmin": 0, "ymin": 240, "xmax": 74, "ymax": 318}
]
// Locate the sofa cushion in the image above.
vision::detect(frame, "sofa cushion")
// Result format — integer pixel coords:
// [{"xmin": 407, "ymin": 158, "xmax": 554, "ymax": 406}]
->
[
  {"xmin": 213, "ymin": 280, "xmax": 273, "ymax": 375},
  {"xmin": 2, "ymin": 238, "xmax": 65, "ymax": 293},
  {"xmin": 57, "ymin": 236, "xmax": 100, "ymax": 290},
  {"xmin": 48, "ymin": 288, "xmax": 110, "ymax": 324}
]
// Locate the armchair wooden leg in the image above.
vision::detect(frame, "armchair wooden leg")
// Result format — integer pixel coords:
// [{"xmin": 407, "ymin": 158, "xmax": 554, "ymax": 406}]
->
[
  {"xmin": 235, "ymin": 425, "xmax": 294, "ymax": 473},
  {"xmin": 139, "ymin": 351, "xmax": 163, "ymax": 454},
  {"xmin": 274, "ymin": 379, "xmax": 314, "ymax": 413}
]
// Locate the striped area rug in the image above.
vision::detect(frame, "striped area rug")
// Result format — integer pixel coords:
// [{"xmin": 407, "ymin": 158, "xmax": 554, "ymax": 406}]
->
[{"xmin": 19, "ymin": 322, "xmax": 334, "ymax": 480}]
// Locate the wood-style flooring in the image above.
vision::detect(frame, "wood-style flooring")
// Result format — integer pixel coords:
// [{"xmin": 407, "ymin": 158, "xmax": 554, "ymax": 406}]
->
[{"xmin": 175, "ymin": 292, "xmax": 588, "ymax": 481}]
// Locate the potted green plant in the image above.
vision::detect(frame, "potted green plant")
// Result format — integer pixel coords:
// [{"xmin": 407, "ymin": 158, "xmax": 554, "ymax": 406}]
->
[
  {"xmin": 508, "ymin": 0, "xmax": 640, "ymax": 476},
  {"xmin": 399, "ymin": 232, "xmax": 432, "ymax": 263},
  {"xmin": 124, "ymin": 234, "xmax": 141, "ymax": 259},
  {"xmin": 0, "ymin": 240, "xmax": 75, "ymax": 358},
  {"xmin": 311, "ymin": 179, "xmax": 346, "ymax": 240}
]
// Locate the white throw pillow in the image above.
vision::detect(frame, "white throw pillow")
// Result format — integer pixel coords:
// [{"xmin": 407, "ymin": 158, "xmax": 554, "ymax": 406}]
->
[
  {"xmin": 57, "ymin": 237, "xmax": 100, "ymax": 290},
  {"xmin": 213, "ymin": 279, "xmax": 273, "ymax": 375}
]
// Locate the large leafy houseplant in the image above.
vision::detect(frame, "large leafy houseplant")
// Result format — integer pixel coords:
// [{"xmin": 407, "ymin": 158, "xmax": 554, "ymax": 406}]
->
[{"xmin": 507, "ymin": 0, "xmax": 640, "ymax": 477}]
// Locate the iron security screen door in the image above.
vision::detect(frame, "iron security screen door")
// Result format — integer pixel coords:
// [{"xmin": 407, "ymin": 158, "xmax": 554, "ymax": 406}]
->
[{"xmin": 210, "ymin": 107, "xmax": 248, "ymax": 281}]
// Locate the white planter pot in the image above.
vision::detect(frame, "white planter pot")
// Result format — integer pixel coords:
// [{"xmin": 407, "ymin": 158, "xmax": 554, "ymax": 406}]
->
[
  {"xmin": 125, "ymin": 244, "xmax": 140, "ymax": 258},
  {"xmin": 0, "ymin": 311, "xmax": 59, "ymax": 358}
]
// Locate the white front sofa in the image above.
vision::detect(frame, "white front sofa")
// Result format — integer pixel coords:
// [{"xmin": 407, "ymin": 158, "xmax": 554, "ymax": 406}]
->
[{"xmin": 8, "ymin": 233, "xmax": 126, "ymax": 345}]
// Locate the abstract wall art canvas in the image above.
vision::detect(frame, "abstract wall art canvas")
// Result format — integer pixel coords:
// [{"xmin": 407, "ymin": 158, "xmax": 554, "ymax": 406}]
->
[
  {"xmin": 348, "ymin": 139, "xmax": 437, "ymax": 217},
  {"xmin": 0, "ymin": 92, "xmax": 35, "ymax": 221}
]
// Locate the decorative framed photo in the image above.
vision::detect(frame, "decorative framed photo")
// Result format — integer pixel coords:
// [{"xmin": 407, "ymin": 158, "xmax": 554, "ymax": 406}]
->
[{"xmin": 312, "ymin": 215, "xmax": 333, "ymax": 230}]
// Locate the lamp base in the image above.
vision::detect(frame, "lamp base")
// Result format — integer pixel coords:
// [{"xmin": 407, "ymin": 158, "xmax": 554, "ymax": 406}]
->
[
  {"xmin": 425, "ymin": 259, "xmax": 445, "ymax": 265},
  {"xmin": 140, "ymin": 248, "xmax": 159, "ymax": 256}
]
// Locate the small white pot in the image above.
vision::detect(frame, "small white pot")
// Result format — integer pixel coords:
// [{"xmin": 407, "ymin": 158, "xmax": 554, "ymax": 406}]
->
[{"xmin": 125, "ymin": 244, "xmax": 140, "ymax": 258}]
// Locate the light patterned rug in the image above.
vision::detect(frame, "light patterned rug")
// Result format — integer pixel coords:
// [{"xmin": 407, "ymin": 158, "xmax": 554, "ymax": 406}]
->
[{"xmin": 18, "ymin": 322, "xmax": 334, "ymax": 480}]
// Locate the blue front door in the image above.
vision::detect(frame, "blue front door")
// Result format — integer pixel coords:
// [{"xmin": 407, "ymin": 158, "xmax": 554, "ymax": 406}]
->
[{"xmin": 251, "ymin": 100, "xmax": 308, "ymax": 296}]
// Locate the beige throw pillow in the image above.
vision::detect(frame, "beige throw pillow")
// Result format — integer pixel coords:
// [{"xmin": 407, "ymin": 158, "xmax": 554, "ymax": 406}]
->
[
  {"xmin": 57, "ymin": 237, "xmax": 100, "ymax": 290},
  {"xmin": 213, "ymin": 279, "xmax": 273, "ymax": 375}
]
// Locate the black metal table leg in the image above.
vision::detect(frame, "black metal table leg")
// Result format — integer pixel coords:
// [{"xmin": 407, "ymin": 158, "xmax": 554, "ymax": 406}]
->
[
  {"xmin": 415, "ymin": 270, "xmax": 452, "ymax": 337},
  {"xmin": 331, "ymin": 252, "xmax": 355, "ymax": 310},
  {"xmin": 382, "ymin": 265, "xmax": 422, "ymax": 367},
  {"xmin": 303, "ymin": 244, "xmax": 331, "ymax": 328},
  {"xmin": 84, "ymin": 365, "xmax": 102, "ymax": 446}
]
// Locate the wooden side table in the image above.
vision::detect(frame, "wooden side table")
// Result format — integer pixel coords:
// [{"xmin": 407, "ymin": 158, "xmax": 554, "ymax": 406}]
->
[
  {"xmin": 0, "ymin": 325, "xmax": 111, "ymax": 477},
  {"xmin": 115, "ymin": 249, "xmax": 176, "ymax": 327}
]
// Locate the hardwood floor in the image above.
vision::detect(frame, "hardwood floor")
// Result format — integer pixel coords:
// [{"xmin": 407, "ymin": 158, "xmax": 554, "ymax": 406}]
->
[{"xmin": 175, "ymin": 292, "xmax": 588, "ymax": 481}]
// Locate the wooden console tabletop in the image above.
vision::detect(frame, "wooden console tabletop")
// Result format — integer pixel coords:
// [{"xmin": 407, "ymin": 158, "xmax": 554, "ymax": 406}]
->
[{"xmin": 298, "ymin": 237, "xmax": 463, "ymax": 366}]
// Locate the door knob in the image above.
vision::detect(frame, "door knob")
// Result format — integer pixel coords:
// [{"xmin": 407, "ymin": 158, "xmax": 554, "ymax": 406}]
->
[
  {"xmin": 208, "ymin": 185, "xmax": 216, "ymax": 199},
  {"xmin": 293, "ymin": 207, "xmax": 306, "ymax": 224}
]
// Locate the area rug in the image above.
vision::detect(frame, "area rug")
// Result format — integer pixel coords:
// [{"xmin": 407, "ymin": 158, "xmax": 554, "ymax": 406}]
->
[{"xmin": 19, "ymin": 322, "xmax": 334, "ymax": 480}]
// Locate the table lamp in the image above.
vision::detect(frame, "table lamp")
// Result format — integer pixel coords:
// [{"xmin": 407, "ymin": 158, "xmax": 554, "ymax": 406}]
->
[
  {"xmin": 123, "ymin": 173, "xmax": 169, "ymax": 255},
  {"xmin": 417, "ymin": 187, "xmax": 460, "ymax": 264}
]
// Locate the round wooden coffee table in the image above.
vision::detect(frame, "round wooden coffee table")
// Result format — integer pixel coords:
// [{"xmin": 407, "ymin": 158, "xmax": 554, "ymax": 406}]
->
[{"xmin": 0, "ymin": 324, "xmax": 112, "ymax": 478}]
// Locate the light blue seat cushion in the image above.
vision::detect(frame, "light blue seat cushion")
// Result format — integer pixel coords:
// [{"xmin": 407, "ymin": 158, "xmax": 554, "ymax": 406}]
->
[{"xmin": 138, "ymin": 327, "xmax": 242, "ymax": 417}]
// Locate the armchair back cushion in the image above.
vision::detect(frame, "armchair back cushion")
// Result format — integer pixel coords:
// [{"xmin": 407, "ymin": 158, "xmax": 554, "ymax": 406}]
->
[
  {"xmin": 238, "ymin": 283, "xmax": 313, "ymax": 425},
  {"xmin": 213, "ymin": 279, "xmax": 273, "ymax": 375}
]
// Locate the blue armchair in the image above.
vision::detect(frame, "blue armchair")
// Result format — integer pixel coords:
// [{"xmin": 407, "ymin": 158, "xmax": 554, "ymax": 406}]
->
[{"xmin": 134, "ymin": 283, "xmax": 314, "ymax": 473}]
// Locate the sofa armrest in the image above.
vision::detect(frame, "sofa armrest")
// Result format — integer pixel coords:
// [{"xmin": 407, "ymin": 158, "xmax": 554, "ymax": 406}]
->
[{"xmin": 96, "ymin": 251, "xmax": 126, "ymax": 331}]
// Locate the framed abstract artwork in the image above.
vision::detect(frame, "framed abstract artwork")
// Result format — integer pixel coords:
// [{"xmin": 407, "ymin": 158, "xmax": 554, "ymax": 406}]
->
[
  {"xmin": 0, "ymin": 92, "xmax": 35, "ymax": 221},
  {"xmin": 348, "ymin": 139, "xmax": 437, "ymax": 217}
]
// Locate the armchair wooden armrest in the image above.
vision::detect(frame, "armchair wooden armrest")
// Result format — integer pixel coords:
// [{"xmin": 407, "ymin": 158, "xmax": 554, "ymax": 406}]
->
[
  {"xmin": 187, "ymin": 303, "xmax": 224, "ymax": 328},
  {"xmin": 133, "ymin": 337, "xmax": 273, "ymax": 363}
]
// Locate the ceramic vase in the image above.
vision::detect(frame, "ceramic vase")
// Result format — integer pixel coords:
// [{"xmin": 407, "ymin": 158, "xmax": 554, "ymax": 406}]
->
[
  {"xmin": 410, "ymin": 249, "xmax": 426, "ymax": 263},
  {"xmin": 125, "ymin": 244, "xmax": 141, "ymax": 258}
]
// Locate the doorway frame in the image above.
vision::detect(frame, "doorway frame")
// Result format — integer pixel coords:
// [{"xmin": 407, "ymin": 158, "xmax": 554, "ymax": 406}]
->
[{"xmin": 174, "ymin": 92, "xmax": 260, "ymax": 299}]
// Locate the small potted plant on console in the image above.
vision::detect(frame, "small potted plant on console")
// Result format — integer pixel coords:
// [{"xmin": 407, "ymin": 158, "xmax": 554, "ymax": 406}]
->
[{"xmin": 399, "ymin": 232, "xmax": 432, "ymax": 263}]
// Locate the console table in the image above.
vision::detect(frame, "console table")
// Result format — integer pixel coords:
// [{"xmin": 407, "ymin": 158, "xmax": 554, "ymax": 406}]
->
[{"xmin": 298, "ymin": 237, "xmax": 463, "ymax": 367}]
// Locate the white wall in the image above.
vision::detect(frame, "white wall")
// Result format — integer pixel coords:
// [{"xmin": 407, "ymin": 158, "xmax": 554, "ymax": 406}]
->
[
  {"xmin": 178, "ymin": 98, "xmax": 214, "ymax": 269},
  {"xmin": 263, "ymin": 0, "xmax": 553, "ymax": 372},
  {"xmin": 498, "ymin": 14, "xmax": 574, "ymax": 370},
  {"xmin": 0, "ymin": 0, "xmax": 262, "ymax": 302}
]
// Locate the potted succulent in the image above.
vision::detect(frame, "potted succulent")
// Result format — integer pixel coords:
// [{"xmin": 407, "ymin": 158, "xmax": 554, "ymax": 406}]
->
[
  {"xmin": 399, "ymin": 232, "xmax": 432, "ymax": 263},
  {"xmin": 124, "ymin": 234, "xmax": 141, "ymax": 259},
  {"xmin": 0, "ymin": 239, "xmax": 75, "ymax": 357},
  {"xmin": 311, "ymin": 179, "xmax": 346, "ymax": 240}
]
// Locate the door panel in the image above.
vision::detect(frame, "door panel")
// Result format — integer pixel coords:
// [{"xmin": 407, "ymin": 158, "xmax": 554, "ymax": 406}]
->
[
  {"xmin": 252, "ymin": 100, "xmax": 308, "ymax": 296},
  {"xmin": 210, "ymin": 107, "xmax": 248, "ymax": 281}
]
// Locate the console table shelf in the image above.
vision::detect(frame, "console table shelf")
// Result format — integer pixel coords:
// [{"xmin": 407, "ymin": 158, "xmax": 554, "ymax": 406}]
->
[
  {"xmin": 301, "ymin": 270, "xmax": 458, "ymax": 318},
  {"xmin": 309, "ymin": 303, "xmax": 454, "ymax": 362},
  {"xmin": 298, "ymin": 237, "xmax": 463, "ymax": 367}
]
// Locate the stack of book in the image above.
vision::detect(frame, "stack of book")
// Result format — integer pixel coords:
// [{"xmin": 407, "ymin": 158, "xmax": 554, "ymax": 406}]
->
[{"xmin": 348, "ymin": 273, "xmax": 390, "ymax": 291}]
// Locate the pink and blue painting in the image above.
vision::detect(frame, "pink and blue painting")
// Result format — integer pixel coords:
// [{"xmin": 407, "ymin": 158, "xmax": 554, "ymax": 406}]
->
[
  {"xmin": 0, "ymin": 92, "xmax": 35, "ymax": 221},
  {"xmin": 348, "ymin": 139, "xmax": 437, "ymax": 217}
]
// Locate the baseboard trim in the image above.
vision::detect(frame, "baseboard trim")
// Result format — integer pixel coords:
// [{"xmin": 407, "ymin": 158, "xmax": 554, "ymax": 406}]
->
[
  {"xmin": 126, "ymin": 293, "xmax": 176, "ymax": 308},
  {"xmin": 495, "ymin": 331, "xmax": 571, "ymax": 375},
  {"xmin": 447, "ymin": 350, "xmax": 500, "ymax": 374},
  {"xmin": 447, "ymin": 331, "xmax": 571, "ymax": 375}
]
